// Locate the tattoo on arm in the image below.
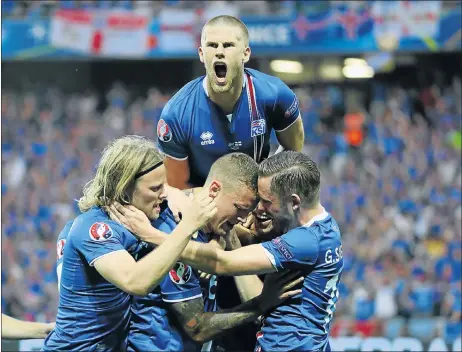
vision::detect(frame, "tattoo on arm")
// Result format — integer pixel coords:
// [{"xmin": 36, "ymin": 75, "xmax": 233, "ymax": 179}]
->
[{"xmin": 170, "ymin": 297, "xmax": 262, "ymax": 344}]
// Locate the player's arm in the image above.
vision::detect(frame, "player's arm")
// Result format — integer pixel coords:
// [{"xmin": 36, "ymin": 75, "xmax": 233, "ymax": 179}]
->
[
  {"xmin": 157, "ymin": 112, "xmax": 192, "ymax": 190},
  {"xmin": 272, "ymin": 79, "xmax": 305, "ymax": 152},
  {"xmin": 108, "ymin": 202, "xmax": 275, "ymax": 276},
  {"xmin": 225, "ymin": 227, "xmax": 264, "ymax": 301},
  {"xmin": 164, "ymin": 157, "xmax": 193, "ymax": 190},
  {"xmin": 1, "ymin": 314, "xmax": 55, "ymax": 340},
  {"xmin": 94, "ymin": 196, "xmax": 216, "ymax": 296},
  {"xmin": 275, "ymin": 114, "xmax": 304, "ymax": 152},
  {"xmin": 169, "ymin": 271, "xmax": 303, "ymax": 344}
]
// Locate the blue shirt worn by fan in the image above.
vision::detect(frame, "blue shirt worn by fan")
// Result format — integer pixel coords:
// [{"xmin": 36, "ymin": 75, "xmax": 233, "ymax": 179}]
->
[
  {"xmin": 256, "ymin": 210, "xmax": 344, "ymax": 352},
  {"xmin": 45, "ymin": 207, "xmax": 142, "ymax": 351},
  {"xmin": 157, "ymin": 68, "xmax": 300, "ymax": 186},
  {"xmin": 127, "ymin": 208, "xmax": 218, "ymax": 352}
]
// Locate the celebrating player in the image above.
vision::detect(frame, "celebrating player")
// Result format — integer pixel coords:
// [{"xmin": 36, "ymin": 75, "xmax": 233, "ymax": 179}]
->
[
  {"xmin": 44, "ymin": 136, "xmax": 216, "ymax": 351},
  {"xmin": 108, "ymin": 153, "xmax": 303, "ymax": 352},
  {"xmin": 111, "ymin": 151, "xmax": 343, "ymax": 352},
  {"xmin": 158, "ymin": 15, "xmax": 304, "ymax": 190}
]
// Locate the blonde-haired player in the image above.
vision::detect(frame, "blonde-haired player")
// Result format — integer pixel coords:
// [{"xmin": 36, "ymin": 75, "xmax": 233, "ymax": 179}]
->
[{"xmin": 45, "ymin": 136, "xmax": 216, "ymax": 351}]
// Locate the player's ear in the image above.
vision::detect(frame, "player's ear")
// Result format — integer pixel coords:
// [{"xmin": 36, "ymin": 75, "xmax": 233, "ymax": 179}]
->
[
  {"xmin": 198, "ymin": 46, "xmax": 204, "ymax": 64},
  {"xmin": 242, "ymin": 46, "xmax": 251, "ymax": 64},
  {"xmin": 208, "ymin": 180, "xmax": 222, "ymax": 198},
  {"xmin": 291, "ymin": 194, "xmax": 301, "ymax": 211}
]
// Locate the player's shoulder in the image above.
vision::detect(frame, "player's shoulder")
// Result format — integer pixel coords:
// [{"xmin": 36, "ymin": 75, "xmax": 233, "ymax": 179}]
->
[
  {"xmin": 305, "ymin": 212, "xmax": 342, "ymax": 241},
  {"xmin": 246, "ymin": 68, "xmax": 291, "ymax": 94},
  {"xmin": 161, "ymin": 76, "xmax": 204, "ymax": 121},
  {"xmin": 69, "ymin": 207, "xmax": 127, "ymax": 241},
  {"xmin": 57, "ymin": 220, "xmax": 75, "ymax": 241}
]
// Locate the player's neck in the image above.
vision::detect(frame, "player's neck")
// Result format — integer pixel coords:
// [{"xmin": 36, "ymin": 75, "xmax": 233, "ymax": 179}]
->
[
  {"xmin": 298, "ymin": 203, "xmax": 325, "ymax": 227},
  {"xmin": 207, "ymin": 75, "xmax": 244, "ymax": 115}
]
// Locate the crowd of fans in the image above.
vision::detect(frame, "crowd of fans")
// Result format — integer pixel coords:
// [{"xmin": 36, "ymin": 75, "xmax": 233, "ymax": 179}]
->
[{"xmin": 1, "ymin": 73, "xmax": 461, "ymax": 343}]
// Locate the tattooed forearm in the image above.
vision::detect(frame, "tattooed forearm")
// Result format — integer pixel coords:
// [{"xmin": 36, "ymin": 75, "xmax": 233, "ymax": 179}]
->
[{"xmin": 171, "ymin": 297, "xmax": 262, "ymax": 344}]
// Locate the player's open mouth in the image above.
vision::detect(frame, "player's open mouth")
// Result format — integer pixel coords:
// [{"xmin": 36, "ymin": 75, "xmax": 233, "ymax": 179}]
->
[
  {"xmin": 214, "ymin": 62, "xmax": 227, "ymax": 85},
  {"xmin": 255, "ymin": 213, "xmax": 273, "ymax": 227}
]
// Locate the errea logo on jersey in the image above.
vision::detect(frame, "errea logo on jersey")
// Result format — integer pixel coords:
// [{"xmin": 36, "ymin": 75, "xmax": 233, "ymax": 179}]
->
[{"xmin": 200, "ymin": 131, "xmax": 215, "ymax": 146}]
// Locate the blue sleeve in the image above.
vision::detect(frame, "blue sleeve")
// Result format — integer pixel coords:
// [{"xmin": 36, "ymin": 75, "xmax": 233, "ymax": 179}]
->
[
  {"xmin": 271, "ymin": 79, "xmax": 301, "ymax": 132},
  {"xmin": 74, "ymin": 221, "xmax": 126, "ymax": 266},
  {"xmin": 160, "ymin": 262, "xmax": 203, "ymax": 302},
  {"xmin": 260, "ymin": 228, "xmax": 319, "ymax": 270},
  {"xmin": 56, "ymin": 220, "xmax": 74, "ymax": 267},
  {"xmin": 156, "ymin": 107, "xmax": 189, "ymax": 160}
]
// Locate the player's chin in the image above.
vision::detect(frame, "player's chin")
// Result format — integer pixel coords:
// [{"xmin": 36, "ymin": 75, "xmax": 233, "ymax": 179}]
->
[{"xmin": 254, "ymin": 219, "xmax": 278, "ymax": 240}]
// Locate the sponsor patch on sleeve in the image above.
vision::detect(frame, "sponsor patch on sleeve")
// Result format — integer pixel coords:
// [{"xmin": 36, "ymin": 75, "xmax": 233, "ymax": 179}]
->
[
  {"xmin": 56, "ymin": 239, "xmax": 66, "ymax": 259},
  {"xmin": 271, "ymin": 237, "xmax": 294, "ymax": 261},
  {"xmin": 89, "ymin": 222, "xmax": 113, "ymax": 241},
  {"xmin": 284, "ymin": 96, "xmax": 299, "ymax": 118},
  {"xmin": 169, "ymin": 262, "xmax": 192, "ymax": 284},
  {"xmin": 157, "ymin": 119, "xmax": 172, "ymax": 142}
]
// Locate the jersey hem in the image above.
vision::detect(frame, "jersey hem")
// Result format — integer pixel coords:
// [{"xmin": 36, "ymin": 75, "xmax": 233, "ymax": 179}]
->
[
  {"xmin": 274, "ymin": 114, "xmax": 301, "ymax": 132},
  {"xmin": 89, "ymin": 249, "xmax": 126, "ymax": 267},
  {"xmin": 162, "ymin": 292, "xmax": 203, "ymax": 303}
]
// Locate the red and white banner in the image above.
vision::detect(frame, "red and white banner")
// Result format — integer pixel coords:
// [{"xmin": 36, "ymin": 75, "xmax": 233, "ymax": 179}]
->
[
  {"xmin": 50, "ymin": 9, "xmax": 150, "ymax": 57},
  {"xmin": 372, "ymin": 0, "xmax": 442, "ymax": 40}
]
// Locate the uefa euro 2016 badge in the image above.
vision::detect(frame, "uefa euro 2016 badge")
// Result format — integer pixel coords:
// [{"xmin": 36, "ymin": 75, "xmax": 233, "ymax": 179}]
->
[
  {"xmin": 169, "ymin": 262, "xmax": 192, "ymax": 284},
  {"xmin": 157, "ymin": 119, "xmax": 172, "ymax": 142},
  {"xmin": 251, "ymin": 119, "xmax": 266, "ymax": 137},
  {"xmin": 89, "ymin": 222, "xmax": 113, "ymax": 241}
]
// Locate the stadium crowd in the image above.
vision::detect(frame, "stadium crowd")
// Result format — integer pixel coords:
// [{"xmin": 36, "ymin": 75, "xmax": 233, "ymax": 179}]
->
[{"xmin": 1, "ymin": 74, "xmax": 461, "ymax": 344}]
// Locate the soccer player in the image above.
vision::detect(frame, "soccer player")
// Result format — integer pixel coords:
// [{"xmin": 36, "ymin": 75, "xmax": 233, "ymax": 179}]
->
[
  {"xmin": 108, "ymin": 153, "xmax": 303, "ymax": 352},
  {"xmin": 1, "ymin": 314, "xmax": 54, "ymax": 340},
  {"xmin": 110, "ymin": 151, "xmax": 344, "ymax": 352},
  {"xmin": 158, "ymin": 15, "xmax": 304, "ymax": 190},
  {"xmin": 44, "ymin": 136, "xmax": 216, "ymax": 351}
]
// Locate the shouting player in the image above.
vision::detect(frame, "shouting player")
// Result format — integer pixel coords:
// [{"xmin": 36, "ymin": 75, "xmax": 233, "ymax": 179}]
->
[
  {"xmin": 44, "ymin": 136, "xmax": 216, "ymax": 351},
  {"xmin": 111, "ymin": 151, "xmax": 343, "ymax": 352},
  {"xmin": 158, "ymin": 15, "xmax": 304, "ymax": 190},
  {"xmin": 108, "ymin": 153, "xmax": 303, "ymax": 352}
]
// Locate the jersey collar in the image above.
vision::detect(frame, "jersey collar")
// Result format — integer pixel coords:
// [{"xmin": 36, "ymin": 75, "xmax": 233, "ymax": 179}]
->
[{"xmin": 302, "ymin": 207, "xmax": 329, "ymax": 228}]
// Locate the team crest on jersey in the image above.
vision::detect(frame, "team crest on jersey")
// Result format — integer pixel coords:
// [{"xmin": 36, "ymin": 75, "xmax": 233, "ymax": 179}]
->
[
  {"xmin": 169, "ymin": 262, "xmax": 192, "ymax": 284},
  {"xmin": 56, "ymin": 239, "xmax": 66, "ymax": 259},
  {"xmin": 157, "ymin": 119, "xmax": 172, "ymax": 142},
  {"xmin": 251, "ymin": 119, "xmax": 266, "ymax": 137},
  {"xmin": 89, "ymin": 222, "xmax": 113, "ymax": 241}
]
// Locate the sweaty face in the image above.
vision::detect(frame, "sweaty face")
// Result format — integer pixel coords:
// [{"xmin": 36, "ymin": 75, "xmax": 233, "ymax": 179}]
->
[
  {"xmin": 131, "ymin": 165, "xmax": 167, "ymax": 221},
  {"xmin": 254, "ymin": 176, "xmax": 293, "ymax": 241},
  {"xmin": 209, "ymin": 185, "xmax": 257, "ymax": 236},
  {"xmin": 199, "ymin": 24, "xmax": 249, "ymax": 94}
]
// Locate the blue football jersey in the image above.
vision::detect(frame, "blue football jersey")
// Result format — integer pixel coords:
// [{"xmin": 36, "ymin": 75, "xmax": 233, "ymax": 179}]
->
[
  {"xmin": 56, "ymin": 220, "xmax": 74, "ymax": 270},
  {"xmin": 257, "ymin": 210, "xmax": 343, "ymax": 352},
  {"xmin": 157, "ymin": 68, "xmax": 300, "ymax": 186},
  {"xmin": 127, "ymin": 208, "xmax": 218, "ymax": 352},
  {"xmin": 44, "ymin": 207, "xmax": 141, "ymax": 352}
]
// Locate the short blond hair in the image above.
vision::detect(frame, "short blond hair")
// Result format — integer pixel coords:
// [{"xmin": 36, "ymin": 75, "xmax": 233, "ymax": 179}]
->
[
  {"xmin": 201, "ymin": 15, "xmax": 249, "ymax": 47},
  {"xmin": 204, "ymin": 153, "xmax": 258, "ymax": 194},
  {"xmin": 78, "ymin": 135, "xmax": 163, "ymax": 212}
]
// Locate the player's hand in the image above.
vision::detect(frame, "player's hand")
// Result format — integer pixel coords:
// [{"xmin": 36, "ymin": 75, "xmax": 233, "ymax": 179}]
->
[
  {"xmin": 44, "ymin": 322, "xmax": 55, "ymax": 335},
  {"xmin": 257, "ymin": 270, "xmax": 304, "ymax": 313},
  {"xmin": 108, "ymin": 202, "xmax": 154, "ymax": 239},
  {"xmin": 223, "ymin": 227, "xmax": 243, "ymax": 250},
  {"xmin": 166, "ymin": 185, "xmax": 192, "ymax": 223},
  {"xmin": 180, "ymin": 190, "xmax": 217, "ymax": 233},
  {"xmin": 233, "ymin": 213, "xmax": 257, "ymax": 246},
  {"xmin": 198, "ymin": 270, "xmax": 213, "ymax": 281}
]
